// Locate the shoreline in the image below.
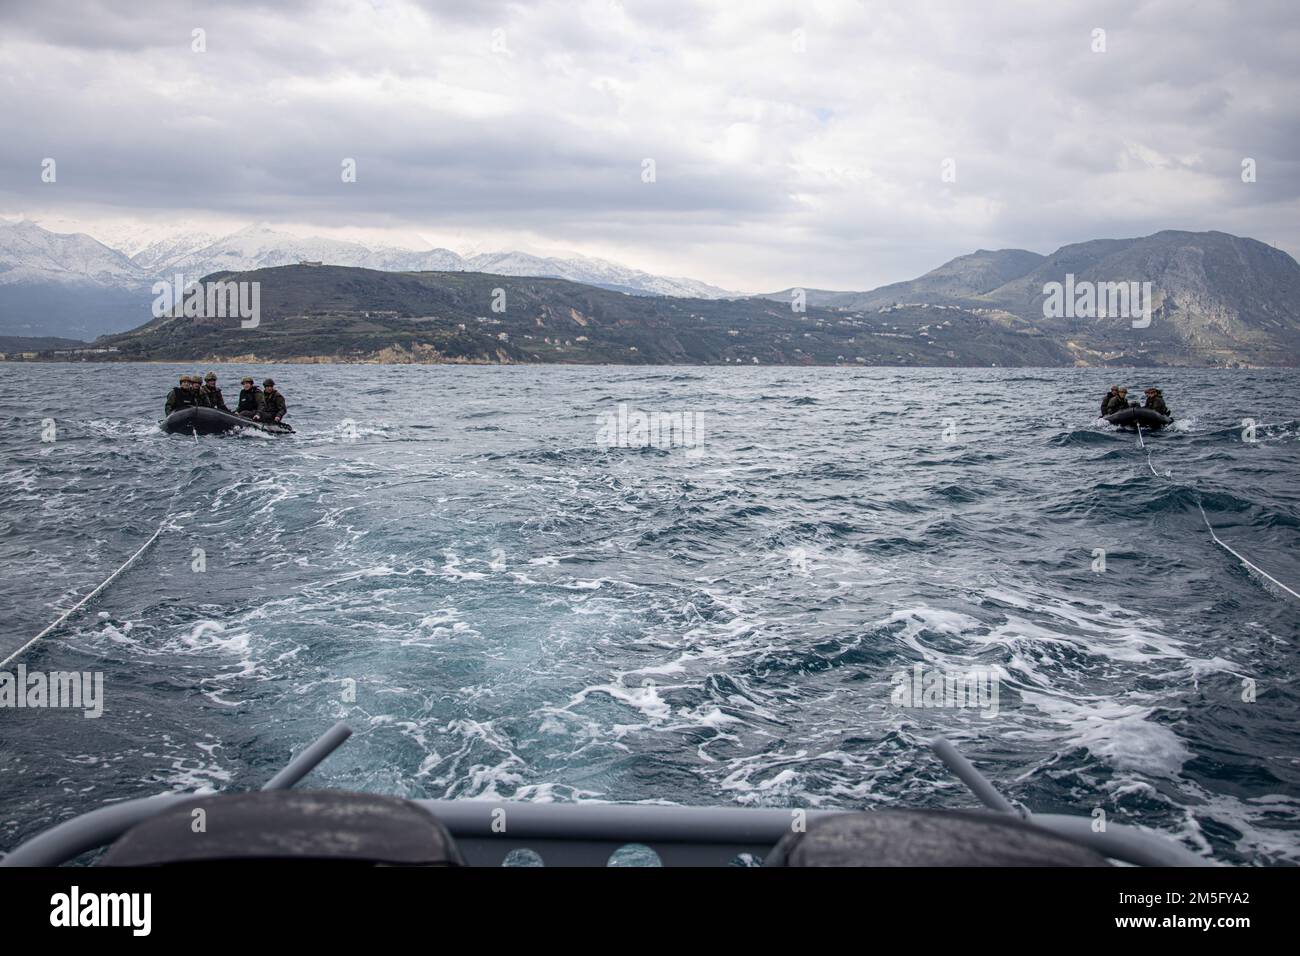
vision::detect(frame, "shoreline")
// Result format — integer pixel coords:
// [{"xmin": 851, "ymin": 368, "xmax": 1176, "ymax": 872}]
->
[{"xmin": 0, "ymin": 357, "xmax": 1291, "ymax": 371}]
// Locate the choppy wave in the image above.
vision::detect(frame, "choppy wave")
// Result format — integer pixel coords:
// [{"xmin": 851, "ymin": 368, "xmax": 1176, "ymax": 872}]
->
[{"xmin": 0, "ymin": 363, "xmax": 1297, "ymax": 864}]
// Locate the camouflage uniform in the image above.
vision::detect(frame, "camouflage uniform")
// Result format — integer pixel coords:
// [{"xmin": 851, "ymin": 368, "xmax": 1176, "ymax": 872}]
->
[
  {"xmin": 165, "ymin": 377, "xmax": 200, "ymax": 416},
  {"xmin": 1144, "ymin": 392, "xmax": 1171, "ymax": 416},
  {"xmin": 236, "ymin": 383, "xmax": 263, "ymax": 418},
  {"xmin": 260, "ymin": 389, "xmax": 287, "ymax": 422},
  {"xmin": 200, "ymin": 383, "xmax": 230, "ymax": 412},
  {"xmin": 1104, "ymin": 393, "xmax": 1129, "ymax": 415}
]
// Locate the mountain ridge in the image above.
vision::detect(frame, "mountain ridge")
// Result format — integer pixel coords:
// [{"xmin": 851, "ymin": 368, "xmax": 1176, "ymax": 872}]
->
[
  {"xmin": 0, "ymin": 219, "xmax": 741, "ymax": 338},
  {"xmin": 3, "ymin": 223, "xmax": 1298, "ymax": 366},
  {"xmin": 89, "ymin": 263, "xmax": 1077, "ymax": 368},
  {"xmin": 78, "ymin": 227, "xmax": 1300, "ymax": 367},
  {"xmin": 756, "ymin": 248, "xmax": 1048, "ymax": 311}
]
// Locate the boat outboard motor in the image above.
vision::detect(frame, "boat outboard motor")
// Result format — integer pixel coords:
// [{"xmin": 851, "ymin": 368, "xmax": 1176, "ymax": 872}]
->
[
  {"xmin": 763, "ymin": 809, "xmax": 1109, "ymax": 867},
  {"xmin": 102, "ymin": 791, "xmax": 465, "ymax": 866}
]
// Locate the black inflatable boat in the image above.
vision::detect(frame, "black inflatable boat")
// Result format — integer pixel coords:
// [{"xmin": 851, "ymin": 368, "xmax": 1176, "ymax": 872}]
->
[
  {"xmin": 1104, "ymin": 406, "xmax": 1172, "ymax": 431},
  {"xmin": 160, "ymin": 406, "xmax": 293, "ymax": 436}
]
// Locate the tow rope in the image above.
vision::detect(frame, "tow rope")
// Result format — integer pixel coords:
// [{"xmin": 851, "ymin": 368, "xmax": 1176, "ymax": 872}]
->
[
  {"xmin": 1135, "ymin": 422, "xmax": 1298, "ymax": 602},
  {"xmin": 1, "ymin": 516, "xmax": 169, "ymax": 668}
]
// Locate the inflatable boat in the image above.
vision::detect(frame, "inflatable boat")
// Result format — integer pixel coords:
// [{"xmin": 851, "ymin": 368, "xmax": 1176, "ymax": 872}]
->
[
  {"xmin": 1104, "ymin": 406, "xmax": 1172, "ymax": 430},
  {"xmin": 160, "ymin": 406, "xmax": 293, "ymax": 436},
  {"xmin": 0, "ymin": 724, "xmax": 1209, "ymax": 867}
]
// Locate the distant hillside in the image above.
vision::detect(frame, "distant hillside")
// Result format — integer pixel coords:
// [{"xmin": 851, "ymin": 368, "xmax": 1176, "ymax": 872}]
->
[
  {"xmin": 7, "ymin": 226, "xmax": 1298, "ymax": 366},
  {"xmin": 89, "ymin": 265, "xmax": 1074, "ymax": 367},
  {"xmin": 0, "ymin": 334, "xmax": 87, "ymax": 352},
  {"xmin": 0, "ymin": 221, "xmax": 151, "ymax": 339},
  {"xmin": 978, "ymin": 231, "xmax": 1300, "ymax": 364},
  {"xmin": 757, "ymin": 232, "xmax": 1300, "ymax": 366},
  {"xmin": 0, "ymin": 220, "xmax": 738, "ymax": 339},
  {"xmin": 758, "ymin": 249, "xmax": 1046, "ymax": 310}
]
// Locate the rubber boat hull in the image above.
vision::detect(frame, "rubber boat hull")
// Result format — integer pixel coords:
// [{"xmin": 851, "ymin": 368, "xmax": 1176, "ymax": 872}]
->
[
  {"xmin": 1104, "ymin": 406, "xmax": 1171, "ymax": 430},
  {"xmin": 161, "ymin": 407, "xmax": 293, "ymax": 436}
]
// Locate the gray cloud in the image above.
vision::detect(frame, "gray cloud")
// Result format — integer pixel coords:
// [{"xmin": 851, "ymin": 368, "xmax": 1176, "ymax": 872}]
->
[{"xmin": 2, "ymin": 0, "xmax": 1297, "ymax": 291}]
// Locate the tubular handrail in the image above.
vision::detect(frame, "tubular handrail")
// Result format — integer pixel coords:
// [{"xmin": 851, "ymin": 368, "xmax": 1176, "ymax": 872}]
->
[
  {"xmin": 0, "ymin": 725, "xmax": 1215, "ymax": 868},
  {"xmin": 0, "ymin": 794, "xmax": 189, "ymax": 867}
]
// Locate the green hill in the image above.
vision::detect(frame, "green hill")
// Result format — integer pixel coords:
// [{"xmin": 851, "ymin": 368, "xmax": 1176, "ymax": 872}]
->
[
  {"xmin": 57, "ymin": 229, "xmax": 1300, "ymax": 368},
  {"xmin": 94, "ymin": 265, "xmax": 1073, "ymax": 367}
]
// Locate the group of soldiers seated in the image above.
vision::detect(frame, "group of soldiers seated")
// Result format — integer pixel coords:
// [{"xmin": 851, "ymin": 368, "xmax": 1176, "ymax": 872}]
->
[
  {"xmin": 1100, "ymin": 385, "xmax": 1171, "ymax": 417},
  {"xmin": 165, "ymin": 372, "xmax": 287, "ymax": 424}
]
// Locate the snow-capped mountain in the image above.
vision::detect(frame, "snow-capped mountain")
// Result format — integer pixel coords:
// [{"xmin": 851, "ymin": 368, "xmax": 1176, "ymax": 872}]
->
[
  {"xmin": 64, "ymin": 220, "xmax": 219, "ymax": 260},
  {"xmin": 130, "ymin": 231, "xmax": 224, "ymax": 272},
  {"xmin": 0, "ymin": 220, "xmax": 157, "ymax": 339},
  {"xmin": 151, "ymin": 225, "xmax": 728, "ymax": 298},
  {"xmin": 463, "ymin": 250, "xmax": 730, "ymax": 299},
  {"xmin": 0, "ymin": 220, "xmax": 141, "ymax": 287},
  {"xmin": 0, "ymin": 219, "xmax": 737, "ymax": 338},
  {"xmin": 153, "ymin": 224, "xmax": 464, "ymax": 278}
]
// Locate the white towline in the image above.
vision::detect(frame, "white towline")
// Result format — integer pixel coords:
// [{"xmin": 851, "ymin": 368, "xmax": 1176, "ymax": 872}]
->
[
  {"xmin": 0, "ymin": 519, "xmax": 168, "ymax": 669},
  {"xmin": 1135, "ymin": 424, "xmax": 1299, "ymax": 602},
  {"xmin": 1196, "ymin": 500, "xmax": 1300, "ymax": 602},
  {"xmin": 1135, "ymin": 423, "xmax": 1163, "ymax": 477}
]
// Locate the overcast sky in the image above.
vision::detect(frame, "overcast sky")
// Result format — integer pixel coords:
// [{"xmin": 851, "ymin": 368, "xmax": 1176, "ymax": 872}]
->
[{"xmin": 2, "ymin": 0, "xmax": 1297, "ymax": 291}]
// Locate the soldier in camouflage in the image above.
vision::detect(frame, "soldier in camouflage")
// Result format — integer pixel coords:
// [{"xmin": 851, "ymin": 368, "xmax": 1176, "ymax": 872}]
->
[
  {"xmin": 165, "ymin": 375, "xmax": 201, "ymax": 416},
  {"xmin": 1143, "ymin": 388, "xmax": 1171, "ymax": 417},
  {"xmin": 199, "ymin": 372, "xmax": 230, "ymax": 412},
  {"xmin": 236, "ymin": 376, "xmax": 262, "ymax": 418},
  {"xmin": 1100, "ymin": 385, "xmax": 1119, "ymax": 417},
  {"xmin": 259, "ymin": 378, "xmax": 287, "ymax": 424}
]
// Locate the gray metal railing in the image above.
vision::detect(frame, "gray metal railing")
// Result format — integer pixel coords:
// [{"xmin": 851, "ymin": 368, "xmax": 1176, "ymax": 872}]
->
[{"xmin": 0, "ymin": 723, "xmax": 1213, "ymax": 868}]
